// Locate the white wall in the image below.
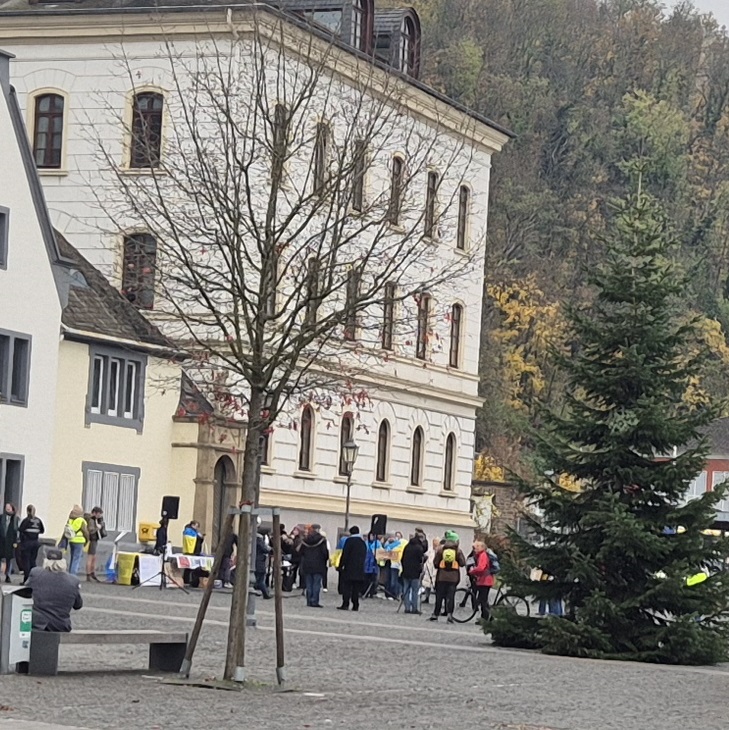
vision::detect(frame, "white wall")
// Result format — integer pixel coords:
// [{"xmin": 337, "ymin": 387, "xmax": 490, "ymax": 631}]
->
[{"xmin": 0, "ymin": 83, "xmax": 62, "ymax": 518}]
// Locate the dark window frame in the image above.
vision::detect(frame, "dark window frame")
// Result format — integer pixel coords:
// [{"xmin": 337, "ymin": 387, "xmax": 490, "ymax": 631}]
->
[
  {"xmin": 313, "ymin": 121, "xmax": 330, "ymax": 195},
  {"xmin": 298, "ymin": 405, "xmax": 314, "ymax": 472},
  {"xmin": 305, "ymin": 257, "xmax": 321, "ymax": 327},
  {"xmin": 449, "ymin": 303, "xmax": 463, "ymax": 368},
  {"xmin": 0, "ymin": 329, "xmax": 32, "ymax": 407},
  {"xmin": 457, "ymin": 185, "xmax": 470, "ymax": 250},
  {"xmin": 86, "ymin": 344, "xmax": 146, "ymax": 432},
  {"xmin": 410, "ymin": 426, "xmax": 424, "ymax": 487},
  {"xmin": 424, "ymin": 170, "xmax": 438, "ymax": 238},
  {"xmin": 344, "ymin": 267, "xmax": 361, "ymax": 341},
  {"xmin": 382, "ymin": 282, "xmax": 396, "ymax": 350},
  {"xmin": 33, "ymin": 92, "xmax": 65, "ymax": 170},
  {"xmin": 129, "ymin": 91, "xmax": 164, "ymax": 169},
  {"xmin": 0, "ymin": 206, "xmax": 8, "ymax": 269},
  {"xmin": 400, "ymin": 17, "xmax": 419, "ymax": 76},
  {"xmin": 352, "ymin": 139, "xmax": 366, "ymax": 212},
  {"xmin": 389, "ymin": 156, "xmax": 404, "ymax": 225},
  {"xmin": 0, "ymin": 454, "xmax": 24, "ymax": 510},
  {"xmin": 375, "ymin": 419, "xmax": 390, "ymax": 483},
  {"xmin": 121, "ymin": 232, "xmax": 157, "ymax": 310},
  {"xmin": 338, "ymin": 412, "xmax": 355, "ymax": 476},
  {"xmin": 415, "ymin": 293, "xmax": 430, "ymax": 360}
]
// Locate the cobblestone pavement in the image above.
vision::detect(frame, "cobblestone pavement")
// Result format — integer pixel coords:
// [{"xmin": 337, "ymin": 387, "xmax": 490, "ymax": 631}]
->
[{"xmin": 0, "ymin": 581, "xmax": 728, "ymax": 730}]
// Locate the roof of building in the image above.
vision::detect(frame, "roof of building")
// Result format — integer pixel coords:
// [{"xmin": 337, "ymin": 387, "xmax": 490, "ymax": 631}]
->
[
  {"xmin": 702, "ymin": 418, "xmax": 729, "ymax": 457},
  {"xmin": 0, "ymin": 1, "xmax": 514, "ymax": 139},
  {"xmin": 176, "ymin": 372, "xmax": 215, "ymax": 417},
  {"xmin": 373, "ymin": 7, "xmax": 404, "ymax": 34},
  {"xmin": 54, "ymin": 230, "xmax": 174, "ymax": 350}
]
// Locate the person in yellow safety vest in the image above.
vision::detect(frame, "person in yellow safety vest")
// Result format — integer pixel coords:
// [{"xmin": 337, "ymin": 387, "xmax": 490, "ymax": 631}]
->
[{"xmin": 64, "ymin": 505, "xmax": 89, "ymax": 577}]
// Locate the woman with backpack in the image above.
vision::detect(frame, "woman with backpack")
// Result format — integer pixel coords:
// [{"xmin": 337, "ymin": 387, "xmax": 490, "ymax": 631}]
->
[
  {"xmin": 429, "ymin": 530, "xmax": 467, "ymax": 623},
  {"xmin": 468, "ymin": 540, "xmax": 496, "ymax": 621}
]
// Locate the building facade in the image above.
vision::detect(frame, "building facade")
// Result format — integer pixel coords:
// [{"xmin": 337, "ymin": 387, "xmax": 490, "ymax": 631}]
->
[{"xmin": 0, "ymin": 1, "xmax": 511, "ymax": 542}]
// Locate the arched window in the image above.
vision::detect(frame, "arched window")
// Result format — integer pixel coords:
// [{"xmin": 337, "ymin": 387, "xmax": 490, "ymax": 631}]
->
[
  {"xmin": 457, "ymin": 185, "xmax": 470, "ymax": 250},
  {"xmin": 299, "ymin": 405, "xmax": 314, "ymax": 471},
  {"xmin": 416, "ymin": 292, "xmax": 430, "ymax": 360},
  {"xmin": 443, "ymin": 433, "xmax": 456, "ymax": 491},
  {"xmin": 259, "ymin": 429, "xmax": 271, "ymax": 467},
  {"xmin": 410, "ymin": 426, "xmax": 424, "ymax": 487},
  {"xmin": 400, "ymin": 17, "xmax": 418, "ymax": 76},
  {"xmin": 375, "ymin": 419, "xmax": 390, "ymax": 482},
  {"xmin": 313, "ymin": 121, "xmax": 329, "ymax": 195},
  {"xmin": 339, "ymin": 412, "xmax": 355, "ymax": 476},
  {"xmin": 33, "ymin": 93, "xmax": 64, "ymax": 169},
  {"xmin": 130, "ymin": 91, "xmax": 164, "ymax": 168},
  {"xmin": 389, "ymin": 156, "xmax": 404, "ymax": 225},
  {"xmin": 449, "ymin": 303, "xmax": 463, "ymax": 368},
  {"xmin": 121, "ymin": 232, "xmax": 157, "ymax": 309}
]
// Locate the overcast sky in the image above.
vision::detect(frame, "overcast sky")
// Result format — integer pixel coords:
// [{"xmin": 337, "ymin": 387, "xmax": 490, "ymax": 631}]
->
[{"xmin": 670, "ymin": 0, "xmax": 729, "ymax": 28}]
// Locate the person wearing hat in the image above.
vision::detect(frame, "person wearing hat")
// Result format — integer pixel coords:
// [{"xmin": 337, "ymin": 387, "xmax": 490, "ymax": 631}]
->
[
  {"xmin": 430, "ymin": 530, "xmax": 467, "ymax": 623},
  {"xmin": 27, "ymin": 548, "xmax": 83, "ymax": 632},
  {"xmin": 64, "ymin": 506, "xmax": 89, "ymax": 577}
]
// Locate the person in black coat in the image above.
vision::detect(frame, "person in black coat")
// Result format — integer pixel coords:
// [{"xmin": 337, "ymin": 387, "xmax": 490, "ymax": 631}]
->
[
  {"xmin": 337, "ymin": 526, "xmax": 368, "ymax": 611},
  {"xmin": 401, "ymin": 535, "xmax": 427, "ymax": 614},
  {"xmin": 254, "ymin": 531, "xmax": 272, "ymax": 599},
  {"xmin": 298, "ymin": 524, "xmax": 329, "ymax": 607}
]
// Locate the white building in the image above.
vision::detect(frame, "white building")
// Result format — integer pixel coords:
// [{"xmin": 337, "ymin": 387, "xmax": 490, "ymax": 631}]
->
[
  {"xmin": 0, "ymin": 1, "xmax": 511, "ymax": 541},
  {"xmin": 0, "ymin": 49, "xmax": 68, "ymax": 518}
]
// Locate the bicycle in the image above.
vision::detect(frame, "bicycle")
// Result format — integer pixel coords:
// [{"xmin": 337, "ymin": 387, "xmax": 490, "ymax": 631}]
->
[{"xmin": 451, "ymin": 579, "xmax": 530, "ymax": 623}]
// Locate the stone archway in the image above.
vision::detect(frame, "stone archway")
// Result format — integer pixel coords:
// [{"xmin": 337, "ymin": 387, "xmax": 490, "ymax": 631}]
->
[{"xmin": 212, "ymin": 455, "xmax": 237, "ymax": 549}]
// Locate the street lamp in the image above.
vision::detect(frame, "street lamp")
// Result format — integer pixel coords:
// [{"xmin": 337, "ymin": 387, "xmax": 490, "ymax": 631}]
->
[{"xmin": 343, "ymin": 439, "xmax": 359, "ymax": 532}]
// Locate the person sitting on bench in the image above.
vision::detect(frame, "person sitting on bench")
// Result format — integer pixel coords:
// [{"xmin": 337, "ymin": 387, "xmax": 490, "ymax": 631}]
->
[{"xmin": 27, "ymin": 548, "xmax": 83, "ymax": 632}]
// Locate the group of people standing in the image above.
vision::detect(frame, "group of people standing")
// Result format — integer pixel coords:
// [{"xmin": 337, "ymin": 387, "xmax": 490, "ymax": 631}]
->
[{"xmin": 0, "ymin": 502, "xmax": 106, "ymax": 583}]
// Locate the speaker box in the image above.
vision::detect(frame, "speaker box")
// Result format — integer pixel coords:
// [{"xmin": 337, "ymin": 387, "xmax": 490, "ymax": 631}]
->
[
  {"xmin": 370, "ymin": 514, "xmax": 387, "ymax": 536},
  {"xmin": 161, "ymin": 495, "xmax": 180, "ymax": 520}
]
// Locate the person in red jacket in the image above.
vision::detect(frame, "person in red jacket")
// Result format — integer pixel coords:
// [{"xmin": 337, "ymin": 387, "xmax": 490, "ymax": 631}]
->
[{"xmin": 468, "ymin": 540, "xmax": 495, "ymax": 621}]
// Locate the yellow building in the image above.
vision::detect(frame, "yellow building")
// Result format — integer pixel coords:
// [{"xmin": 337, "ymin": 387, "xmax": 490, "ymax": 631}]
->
[{"xmin": 49, "ymin": 232, "xmax": 245, "ymax": 545}]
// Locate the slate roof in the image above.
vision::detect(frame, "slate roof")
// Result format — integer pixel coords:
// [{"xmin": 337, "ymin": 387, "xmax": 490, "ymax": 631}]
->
[
  {"xmin": 373, "ymin": 7, "xmax": 403, "ymax": 35},
  {"xmin": 176, "ymin": 372, "xmax": 215, "ymax": 417},
  {"xmin": 55, "ymin": 230, "xmax": 173, "ymax": 350},
  {"xmin": 703, "ymin": 418, "xmax": 729, "ymax": 457},
  {"xmin": 0, "ymin": 0, "xmax": 514, "ymax": 139}
]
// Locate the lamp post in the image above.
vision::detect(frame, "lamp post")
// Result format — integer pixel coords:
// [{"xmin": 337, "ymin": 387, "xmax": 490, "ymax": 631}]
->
[{"xmin": 343, "ymin": 439, "xmax": 359, "ymax": 532}]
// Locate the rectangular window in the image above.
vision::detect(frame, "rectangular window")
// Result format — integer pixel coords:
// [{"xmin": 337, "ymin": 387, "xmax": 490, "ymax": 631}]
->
[
  {"xmin": 352, "ymin": 140, "xmax": 366, "ymax": 212},
  {"xmin": 424, "ymin": 171, "xmax": 438, "ymax": 238},
  {"xmin": 86, "ymin": 346, "xmax": 146, "ymax": 430},
  {"xmin": 0, "ymin": 206, "xmax": 8, "ymax": 269},
  {"xmin": 389, "ymin": 157, "xmax": 404, "ymax": 225},
  {"xmin": 305, "ymin": 257, "xmax": 320, "ymax": 327},
  {"xmin": 344, "ymin": 267, "xmax": 361, "ymax": 341},
  {"xmin": 415, "ymin": 293, "xmax": 430, "ymax": 360},
  {"xmin": 0, "ymin": 330, "xmax": 31, "ymax": 407},
  {"xmin": 449, "ymin": 303, "xmax": 463, "ymax": 368},
  {"xmin": 83, "ymin": 462, "xmax": 140, "ymax": 533},
  {"xmin": 0, "ymin": 455, "xmax": 24, "ymax": 509},
  {"xmin": 313, "ymin": 122, "xmax": 329, "ymax": 195},
  {"xmin": 382, "ymin": 282, "xmax": 395, "ymax": 350}
]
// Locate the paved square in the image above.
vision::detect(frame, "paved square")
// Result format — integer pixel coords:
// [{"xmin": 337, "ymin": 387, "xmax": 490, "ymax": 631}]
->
[{"xmin": 1, "ymin": 582, "xmax": 727, "ymax": 729}]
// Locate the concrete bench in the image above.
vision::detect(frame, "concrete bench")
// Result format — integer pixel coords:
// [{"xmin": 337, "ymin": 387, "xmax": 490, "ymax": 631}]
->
[{"xmin": 25, "ymin": 629, "xmax": 188, "ymax": 676}]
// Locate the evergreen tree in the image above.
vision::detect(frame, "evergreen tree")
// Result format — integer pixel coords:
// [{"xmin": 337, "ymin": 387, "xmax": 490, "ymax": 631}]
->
[{"xmin": 489, "ymin": 186, "xmax": 729, "ymax": 664}]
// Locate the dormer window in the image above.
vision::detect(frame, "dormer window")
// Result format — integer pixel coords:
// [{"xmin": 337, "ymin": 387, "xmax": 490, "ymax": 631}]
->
[
  {"xmin": 401, "ymin": 17, "xmax": 418, "ymax": 77},
  {"xmin": 303, "ymin": 9, "xmax": 343, "ymax": 33},
  {"xmin": 351, "ymin": 0, "xmax": 372, "ymax": 53}
]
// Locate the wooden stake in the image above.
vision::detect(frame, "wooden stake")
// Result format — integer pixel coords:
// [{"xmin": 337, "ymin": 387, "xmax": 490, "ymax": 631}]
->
[
  {"xmin": 179, "ymin": 507, "xmax": 235, "ymax": 678},
  {"xmin": 225, "ymin": 503, "xmax": 252, "ymax": 682},
  {"xmin": 272, "ymin": 508, "xmax": 285, "ymax": 685}
]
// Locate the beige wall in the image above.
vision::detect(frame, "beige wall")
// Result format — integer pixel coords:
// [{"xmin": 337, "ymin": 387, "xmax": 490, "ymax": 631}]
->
[{"xmin": 49, "ymin": 339, "xmax": 197, "ymax": 538}]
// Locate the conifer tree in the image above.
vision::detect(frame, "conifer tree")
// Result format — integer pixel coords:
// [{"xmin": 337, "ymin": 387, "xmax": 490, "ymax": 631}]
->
[{"xmin": 489, "ymin": 186, "xmax": 729, "ymax": 664}]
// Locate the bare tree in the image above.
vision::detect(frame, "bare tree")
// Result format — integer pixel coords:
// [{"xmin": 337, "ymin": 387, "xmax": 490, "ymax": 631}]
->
[{"xmin": 95, "ymin": 12, "xmax": 485, "ymax": 511}]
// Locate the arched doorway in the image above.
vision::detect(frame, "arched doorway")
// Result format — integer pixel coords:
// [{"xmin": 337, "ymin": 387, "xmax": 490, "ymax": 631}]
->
[{"xmin": 212, "ymin": 455, "xmax": 236, "ymax": 549}]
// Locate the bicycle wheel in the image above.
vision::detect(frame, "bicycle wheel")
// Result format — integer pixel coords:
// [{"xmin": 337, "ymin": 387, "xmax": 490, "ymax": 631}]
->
[
  {"xmin": 495, "ymin": 592, "xmax": 530, "ymax": 617},
  {"xmin": 451, "ymin": 588, "xmax": 478, "ymax": 623}
]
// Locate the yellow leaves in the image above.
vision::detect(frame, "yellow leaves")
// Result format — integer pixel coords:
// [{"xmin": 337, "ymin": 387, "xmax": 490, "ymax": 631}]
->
[
  {"xmin": 681, "ymin": 316, "xmax": 729, "ymax": 408},
  {"xmin": 486, "ymin": 276, "xmax": 566, "ymax": 410},
  {"xmin": 474, "ymin": 454, "xmax": 506, "ymax": 483},
  {"xmin": 558, "ymin": 473, "xmax": 583, "ymax": 493}
]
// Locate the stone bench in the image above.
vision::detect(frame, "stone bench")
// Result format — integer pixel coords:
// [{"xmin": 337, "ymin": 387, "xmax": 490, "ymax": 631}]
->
[{"xmin": 24, "ymin": 629, "xmax": 188, "ymax": 676}]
